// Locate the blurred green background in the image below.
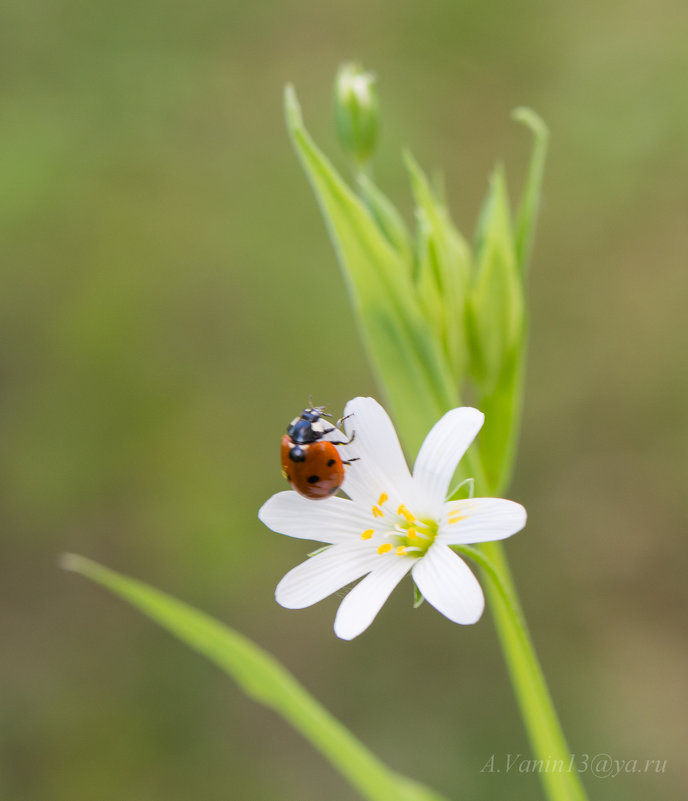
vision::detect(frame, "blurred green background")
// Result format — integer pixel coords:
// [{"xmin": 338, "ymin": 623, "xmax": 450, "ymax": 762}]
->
[{"xmin": 2, "ymin": 0, "xmax": 686, "ymax": 799}]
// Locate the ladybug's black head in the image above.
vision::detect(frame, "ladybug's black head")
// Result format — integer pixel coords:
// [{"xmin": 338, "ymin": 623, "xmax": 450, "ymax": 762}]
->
[
  {"xmin": 287, "ymin": 404, "xmax": 332, "ymax": 444},
  {"xmin": 302, "ymin": 405, "xmax": 332, "ymax": 422},
  {"xmin": 301, "ymin": 407, "xmax": 321, "ymax": 423}
]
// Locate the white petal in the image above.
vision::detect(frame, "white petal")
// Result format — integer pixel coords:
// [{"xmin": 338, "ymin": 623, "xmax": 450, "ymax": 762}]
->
[
  {"xmin": 258, "ymin": 492, "xmax": 373, "ymax": 544},
  {"xmin": 334, "ymin": 555, "xmax": 414, "ymax": 640},
  {"xmin": 275, "ymin": 542, "xmax": 378, "ymax": 609},
  {"xmin": 412, "ymin": 407, "xmax": 484, "ymax": 515},
  {"xmin": 411, "ymin": 543, "xmax": 484, "ymax": 624},
  {"xmin": 437, "ymin": 498, "xmax": 527, "ymax": 545},
  {"xmin": 337, "ymin": 397, "xmax": 413, "ymax": 509}
]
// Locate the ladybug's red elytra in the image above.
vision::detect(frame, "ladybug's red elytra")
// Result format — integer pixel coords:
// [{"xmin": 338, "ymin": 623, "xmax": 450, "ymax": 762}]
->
[{"xmin": 281, "ymin": 405, "xmax": 357, "ymax": 500}]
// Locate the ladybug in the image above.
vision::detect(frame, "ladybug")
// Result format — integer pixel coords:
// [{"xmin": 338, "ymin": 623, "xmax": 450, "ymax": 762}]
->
[{"xmin": 281, "ymin": 405, "xmax": 357, "ymax": 500}]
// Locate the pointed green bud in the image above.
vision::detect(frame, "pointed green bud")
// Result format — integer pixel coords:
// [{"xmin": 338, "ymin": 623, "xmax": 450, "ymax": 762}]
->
[
  {"xmin": 468, "ymin": 165, "xmax": 524, "ymax": 391},
  {"xmin": 404, "ymin": 151, "xmax": 472, "ymax": 384},
  {"xmin": 334, "ymin": 63, "xmax": 379, "ymax": 165}
]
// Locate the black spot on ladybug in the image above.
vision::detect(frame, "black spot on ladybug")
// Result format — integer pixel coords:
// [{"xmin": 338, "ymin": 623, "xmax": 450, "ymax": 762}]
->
[
  {"xmin": 327, "ymin": 458, "xmax": 336, "ymax": 467},
  {"xmin": 289, "ymin": 446, "xmax": 306, "ymax": 463},
  {"xmin": 307, "ymin": 475, "xmax": 320, "ymax": 484}
]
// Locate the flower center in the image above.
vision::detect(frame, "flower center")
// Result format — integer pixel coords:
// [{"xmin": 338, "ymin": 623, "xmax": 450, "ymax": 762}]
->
[{"xmin": 361, "ymin": 493, "xmax": 438, "ymax": 558}]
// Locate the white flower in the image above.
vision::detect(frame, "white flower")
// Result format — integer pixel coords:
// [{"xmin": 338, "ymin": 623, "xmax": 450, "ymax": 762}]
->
[{"xmin": 258, "ymin": 397, "xmax": 526, "ymax": 640}]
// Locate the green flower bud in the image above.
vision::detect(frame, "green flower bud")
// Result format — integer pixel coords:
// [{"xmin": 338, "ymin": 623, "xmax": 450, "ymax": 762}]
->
[
  {"xmin": 334, "ymin": 63, "xmax": 379, "ymax": 165},
  {"xmin": 468, "ymin": 165, "xmax": 525, "ymax": 392}
]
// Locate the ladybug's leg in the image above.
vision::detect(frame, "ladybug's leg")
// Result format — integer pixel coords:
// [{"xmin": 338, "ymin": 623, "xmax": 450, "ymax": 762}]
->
[
  {"xmin": 342, "ymin": 457, "xmax": 360, "ymax": 465},
  {"xmin": 329, "ymin": 429, "xmax": 356, "ymax": 446},
  {"xmin": 332, "ymin": 414, "xmax": 356, "ymax": 446},
  {"xmin": 322, "ymin": 423, "xmax": 351, "ymax": 440},
  {"xmin": 325, "ymin": 413, "xmax": 356, "ymax": 445}
]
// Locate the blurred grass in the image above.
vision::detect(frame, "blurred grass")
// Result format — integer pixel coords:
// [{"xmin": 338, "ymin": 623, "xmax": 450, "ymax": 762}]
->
[{"xmin": 1, "ymin": 0, "xmax": 687, "ymax": 800}]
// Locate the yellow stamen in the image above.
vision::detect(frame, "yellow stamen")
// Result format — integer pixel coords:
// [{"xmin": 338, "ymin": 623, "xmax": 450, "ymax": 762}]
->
[
  {"xmin": 360, "ymin": 529, "xmax": 374, "ymax": 540},
  {"xmin": 395, "ymin": 546, "xmax": 407, "ymax": 556},
  {"xmin": 397, "ymin": 504, "xmax": 415, "ymax": 523},
  {"xmin": 448, "ymin": 515, "xmax": 466, "ymax": 525},
  {"xmin": 407, "ymin": 528, "xmax": 418, "ymax": 540},
  {"xmin": 372, "ymin": 506, "xmax": 384, "ymax": 518},
  {"xmin": 377, "ymin": 543, "xmax": 393, "ymax": 555},
  {"xmin": 378, "ymin": 492, "xmax": 388, "ymax": 506}
]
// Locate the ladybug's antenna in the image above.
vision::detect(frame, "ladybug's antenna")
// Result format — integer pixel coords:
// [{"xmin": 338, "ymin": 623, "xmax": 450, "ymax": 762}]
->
[{"xmin": 306, "ymin": 395, "xmax": 331, "ymax": 417}]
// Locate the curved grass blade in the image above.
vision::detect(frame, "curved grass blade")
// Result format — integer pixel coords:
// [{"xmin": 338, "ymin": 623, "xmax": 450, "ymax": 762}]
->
[{"xmin": 61, "ymin": 554, "xmax": 449, "ymax": 801}]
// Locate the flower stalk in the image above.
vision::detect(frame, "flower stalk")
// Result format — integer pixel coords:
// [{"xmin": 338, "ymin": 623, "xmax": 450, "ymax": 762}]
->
[{"xmin": 478, "ymin": 542, "xmax": 589, "ymax": 801}]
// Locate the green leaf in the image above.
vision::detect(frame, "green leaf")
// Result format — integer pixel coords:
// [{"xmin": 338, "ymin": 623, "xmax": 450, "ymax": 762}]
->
[
  {"xmin": 307, "ymin": 545, "xmax": 331, "ymax": 557},
  {"xmin": 468, "ymin": 165, "xmax": 524, "ymax": 392},
  {"xmin": 474, "ymin": 347, "xmax": 525, "ymax": 496},
  {"xmin": 469, "ymin": 111, "xmax": 548, "ymax": 496},
  {"xmin": 447, "ymin": 476, "xmax": 475, "ymax": 501},
  {"xmin": 285, "ymin": 85, "xmax": 457, "ymax": 453},
  {"xmin": 356, "ymin": 172, "xmax": 413, "ymax": 266},
  {"xmin": 61, "ymin": 554, "xmax": 450, "ymax": 801},
  {"xmin": 412, "ymin": 214, "xmax": 445, "ymax": 354},
  {"xmin": 467, "ymin": 166, "xmax": 526, "ymax": 494},
  {"xmin": 413, "ymin": 584, "xmax": 425, "ymax": 608},
  {"xmin": 512, "ymin": 107, "xmax": 549, "ymax": 277},
  {"xmin": 404, "ymin": 152, "xmax": 472, "ymax": 383}
]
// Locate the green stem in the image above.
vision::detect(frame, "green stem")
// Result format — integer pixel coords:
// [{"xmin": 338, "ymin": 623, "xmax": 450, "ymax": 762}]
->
[
  {"xmin": 459, "ymin": 540, "xmax": 589, "ymax": 801},
  {"xmin": 414, "ymin": 378, "xmax": 588, "ymax": 801},
  {"xmin": 415, "ymin": 429, "xmax": 588, "ymax": 801}
]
